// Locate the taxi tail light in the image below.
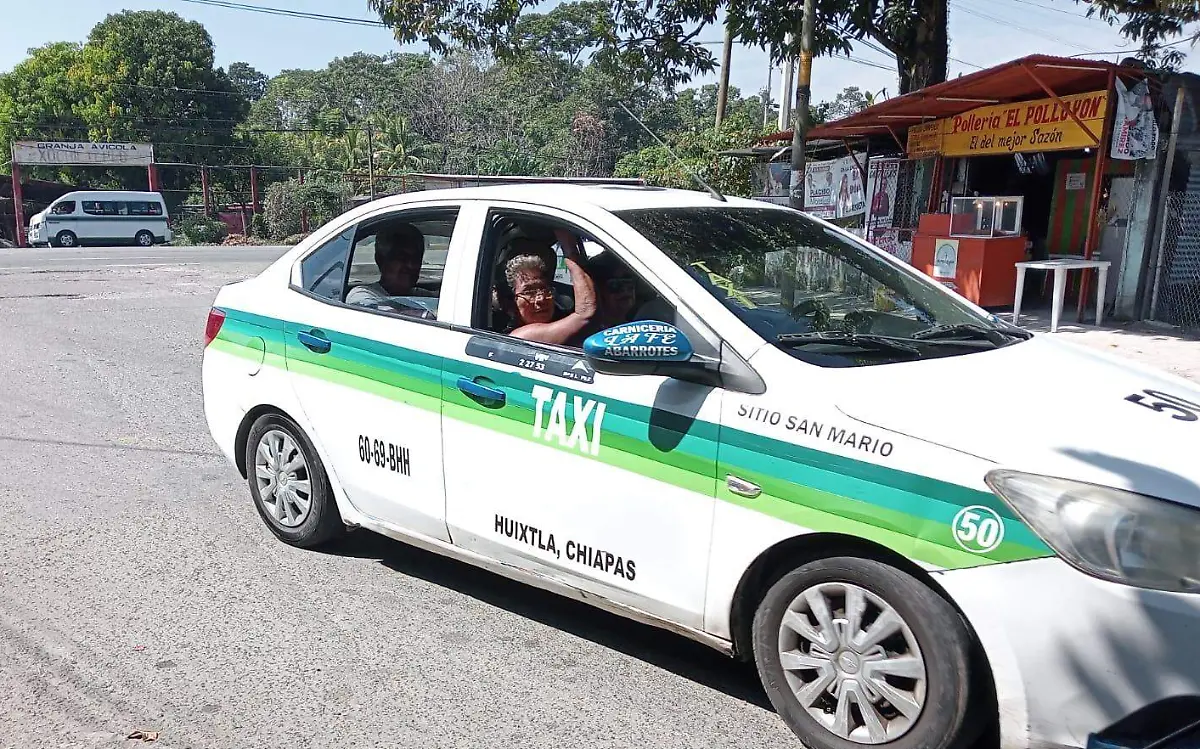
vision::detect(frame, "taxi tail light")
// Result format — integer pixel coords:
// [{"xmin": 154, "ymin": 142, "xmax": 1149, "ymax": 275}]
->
[{"xmin": 204, "ymin": 307, "xmax": 226, "ymax": 347}]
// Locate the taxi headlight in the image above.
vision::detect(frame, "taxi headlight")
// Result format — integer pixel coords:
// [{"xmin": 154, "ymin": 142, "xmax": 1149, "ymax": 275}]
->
[{"xmin": 985, "ymin": 469, "xmax": 1200, "ymax": 594}]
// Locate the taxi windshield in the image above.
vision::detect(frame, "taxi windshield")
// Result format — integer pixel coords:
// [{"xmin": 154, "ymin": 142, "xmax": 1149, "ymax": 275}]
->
[{"xmin": 614, "ymin": 205, "xmax": 1029, "ymax": 367}]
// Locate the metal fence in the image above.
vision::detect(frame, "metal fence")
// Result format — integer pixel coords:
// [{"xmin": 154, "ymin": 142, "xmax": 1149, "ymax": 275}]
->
[
  {"xmin": 865, "ymin": 157, "xmax": 935, "ymax": 265},
  {"xmin": 1147, "ymin": 188, "xmax": 1200, "ymax": 329}
]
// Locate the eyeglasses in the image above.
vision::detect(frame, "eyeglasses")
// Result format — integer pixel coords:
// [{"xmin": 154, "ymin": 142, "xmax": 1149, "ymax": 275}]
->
[{"xmin": 516, "ymin": 288, "xmax": 554, "ymax": 303}]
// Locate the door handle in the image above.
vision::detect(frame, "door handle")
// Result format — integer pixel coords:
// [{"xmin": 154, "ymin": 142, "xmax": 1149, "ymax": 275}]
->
[
  {"xmin": 457, "ymin": 376, "xmax": 506, "ymax": 405},
  {"xmin": 726, "ymin": 475, "xmax": 761, "ymax": 499},
  {"xmin": 297, "ymin": 329, "xmax": 331, "ymax": 354}
]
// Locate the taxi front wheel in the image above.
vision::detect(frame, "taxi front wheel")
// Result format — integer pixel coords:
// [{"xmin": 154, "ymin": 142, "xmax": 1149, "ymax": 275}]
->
[
  {"xmin": 245, "ymin": 413, "xmax": 345, "ymax": 548},
  {"xmin": 752, "ymin": 557, "xmax": 977, "ymax": 749}
]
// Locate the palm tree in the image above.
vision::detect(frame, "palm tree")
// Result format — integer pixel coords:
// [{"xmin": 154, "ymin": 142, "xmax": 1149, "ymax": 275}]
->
[{"xmin": 373, "ymin": 115, "xmax": 434, "ymax": 173}]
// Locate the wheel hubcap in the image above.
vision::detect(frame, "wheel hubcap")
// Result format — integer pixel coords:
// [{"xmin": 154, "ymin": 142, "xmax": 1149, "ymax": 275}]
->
[
  {"xmin": 253, "ymin": 429, "xmax": 312, "ymax": 528},
  {"xmin": 777, "ymin": 582, "xmax": 927, "ymax": 744}
]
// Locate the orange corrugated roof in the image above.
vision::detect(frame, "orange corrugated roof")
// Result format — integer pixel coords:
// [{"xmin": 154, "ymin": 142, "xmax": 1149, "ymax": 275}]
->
[{"xmin": 762, "ymin": 54, "xmax": 1147, "ymax": 145}]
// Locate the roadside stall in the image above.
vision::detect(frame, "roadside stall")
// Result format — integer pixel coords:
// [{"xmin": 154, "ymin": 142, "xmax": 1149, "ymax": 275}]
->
[{"xmin": 799, "ymin": 55, "xmax": 1154, "ymax": 315}]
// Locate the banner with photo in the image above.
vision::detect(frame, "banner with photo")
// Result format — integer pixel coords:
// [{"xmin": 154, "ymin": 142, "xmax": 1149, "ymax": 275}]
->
[
  {"xmin": 1110, "ymin": 77, "xmax": 1158, "ymax": 160},
  {"xmin": 803, "ymin": 155, "xmax": 866, "ymax": 220},
  {"xmin": 864, "ymin": 156, "xmax": 910, "ymax": 262}
]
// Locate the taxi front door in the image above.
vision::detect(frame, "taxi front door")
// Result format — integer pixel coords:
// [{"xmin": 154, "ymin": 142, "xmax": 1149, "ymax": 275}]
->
[{"xmin": 438, "ymin": 207, "xmax": 722, "ymax": 629}]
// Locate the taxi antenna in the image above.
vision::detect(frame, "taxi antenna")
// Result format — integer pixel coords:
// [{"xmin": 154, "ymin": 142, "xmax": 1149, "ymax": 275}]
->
[{"xmin": 617, "ymin": 102, "xmax": 727, "ymax": 202}]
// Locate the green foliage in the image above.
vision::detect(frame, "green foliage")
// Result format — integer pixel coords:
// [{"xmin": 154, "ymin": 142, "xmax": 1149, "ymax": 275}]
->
[
  {"xmin": 263, "ymin": 179, "xmax": 348, "ymax": 240},
  {"xmin": 0, "ymin": 42, "xmax": 87, "ymax": 182},
  {"xmin": 250, "ymin": 212, "xmax": 269, "ymax": 239},
  {"xmin": 613, "ymin": 112, "xmax": 763, "ymax": 197},
  {"xmin": 0, "ymin": 11, "xmax": 249, "ymax": 192},
  {"xmin": 367, "ymin": 0, "xmax": 949, "ymax": 94},
  {"xmin": 179, "ymin": 214, "xmax": 229, "ymax": 245},
  {"xmin": 227, "ymin": 62, "xmax": 269, "ymax": 102},
  {"xmin": 1076, "ymin": 0, "xmax": 1199, "ymax": 69}
]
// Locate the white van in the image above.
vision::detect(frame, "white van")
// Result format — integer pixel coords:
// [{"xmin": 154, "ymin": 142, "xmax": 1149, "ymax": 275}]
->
[{"xmin": 27, "ymin": 190, "xmax": 172, "ymax": 248}]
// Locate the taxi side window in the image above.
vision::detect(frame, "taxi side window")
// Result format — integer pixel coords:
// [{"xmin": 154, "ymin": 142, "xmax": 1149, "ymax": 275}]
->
[
  {"xmin": 342, "ymin": 208, "xmax": 459, "ymax": 319},
  {"xmin": 299, "ymin": 226, "xmax": 354, "ymax": 302},
  {"xmin": 474, "ymin": 210, "xmax": 677, "ymax": 350}
]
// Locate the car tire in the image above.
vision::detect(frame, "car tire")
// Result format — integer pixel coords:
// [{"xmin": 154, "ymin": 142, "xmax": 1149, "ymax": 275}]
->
[
  {"xmin": 244, "ymin": 413, "xmax": 345, "ymax": 549},
  {"xmin": 135, "ymin": 230, "xmax": 154, "ymax": 247},
  {"xmin": 54, "ymin": 230, "xmax": 78, "ymax": 248},
  {"xmin": 752, "ymin": 556, "xmax": 976, "ymax": 749}
]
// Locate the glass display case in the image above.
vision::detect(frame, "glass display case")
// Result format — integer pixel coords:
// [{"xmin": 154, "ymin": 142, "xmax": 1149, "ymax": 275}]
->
[{"xmin": 948, "ymin": 195, "xmax": 1024, "ymax": 238}]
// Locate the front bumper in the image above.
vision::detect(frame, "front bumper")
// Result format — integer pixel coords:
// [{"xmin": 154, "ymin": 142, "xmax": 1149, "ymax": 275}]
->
[{"xmin": 935, "ymin": 557, "xmax": 1200, "ymax": 749}]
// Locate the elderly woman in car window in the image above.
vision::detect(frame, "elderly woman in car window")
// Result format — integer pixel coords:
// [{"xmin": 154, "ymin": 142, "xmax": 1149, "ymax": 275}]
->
[{"xmin": 501, "ymin": 229, "xmax": 597, "ymax": 347}]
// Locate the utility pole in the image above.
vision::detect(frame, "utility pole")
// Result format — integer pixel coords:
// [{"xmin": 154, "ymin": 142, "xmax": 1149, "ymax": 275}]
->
[
  {"xmin": 715, "ymin": 21, "xmax": 734, "ymax": 129},
  {"xmin": 788, "ymin": 0, "xmax": 816, "ymax": 211},
  {"xmin": 777, "ymin": 35, "xmax": 794, "ymax": 131},
  {"xmin": 764, "ymin": 45, "xmax": 774, "ymax": 130},
  {"xmin": 366, "ymin": 122, "xmax": 377, "ymax": 200}
]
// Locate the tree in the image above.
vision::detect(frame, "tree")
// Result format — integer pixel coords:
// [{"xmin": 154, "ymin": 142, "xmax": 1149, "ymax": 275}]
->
[
  {"xmin": 0, "ymin": 42, "xmax": 88, "ymax": 181},
  {"xmin": 368, "ymin": 0, "xmax": 949, "ymax": 95},
  {"xmin": 227, "ymin": 62, "xmax": 269, "ymax": 102},
  {"xmin": 1076, "ymin": 0, "xmax": 1200, "ymax": 69},
  {"xmin": 613, "ymin": 111, "xmax": 762, "ymax": 196},
  {"xmin": 816, "ymin": 85, "xmax": 887, "ymax": 121},
  {"xmin": 367, "ymin": 0, "xmax": 719, "ymax": 89}
]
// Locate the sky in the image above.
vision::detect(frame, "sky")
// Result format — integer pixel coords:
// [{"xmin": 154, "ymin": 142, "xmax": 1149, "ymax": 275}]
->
[{"xmin": 1, "ymin": 0, "xmax": 1197, "ymax": 120}]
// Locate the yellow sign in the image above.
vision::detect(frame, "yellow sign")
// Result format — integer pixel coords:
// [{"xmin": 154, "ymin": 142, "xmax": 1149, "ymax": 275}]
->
[
  {"xmin": 906, "ymin": 89, "xmax": 1109, "ymax": 158},
  {"xmin": 907, "ymin": 121, "xmax": 943, "ymax": 159}
]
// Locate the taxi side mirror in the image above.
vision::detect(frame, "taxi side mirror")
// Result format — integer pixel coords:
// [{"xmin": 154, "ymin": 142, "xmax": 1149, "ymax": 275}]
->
[{"xmin": 582, "ymin": 321, "xmax": 695, "ymax": 365}]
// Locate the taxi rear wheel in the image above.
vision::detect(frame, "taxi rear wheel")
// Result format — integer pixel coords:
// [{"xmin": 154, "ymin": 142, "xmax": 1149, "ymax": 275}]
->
[
  {"xmin": 245, "ymin": 413, "xmax": 344, "ymax": 548},
  {"xmin": 752, "ymin": 557, "xmax": 975, "ymax": 749}
]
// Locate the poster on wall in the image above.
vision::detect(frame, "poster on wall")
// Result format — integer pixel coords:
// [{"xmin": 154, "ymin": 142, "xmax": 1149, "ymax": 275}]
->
[
  {"xmin": 865, "ymin": 158, "xmax": 899, "ymax": 230},
  {"xmin": 1111, "ymin": 77, "xmax": 1158, "ymax": 160},
  {"xmin": 933, "ymin": 238, "xmax": 959, "ymax": 279},
  {"xmin": 864, "ymin": 157, "xmax": 909, "ymax": 261},
  {"xmin": 804, "ymin": 155, "xmax": 866, "ymax": 220}
]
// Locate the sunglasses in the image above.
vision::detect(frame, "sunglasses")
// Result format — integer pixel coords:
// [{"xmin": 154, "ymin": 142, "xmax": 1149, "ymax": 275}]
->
[{"xmin": 605, "ymin": 278, "xmax": 636, "ymax": 293}]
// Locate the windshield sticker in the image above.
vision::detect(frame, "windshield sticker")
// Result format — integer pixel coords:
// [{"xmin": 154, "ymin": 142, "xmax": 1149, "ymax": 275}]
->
[
  {"xmin": 737, "ymin": 403, "xmax": 894, "ymax": 457},
  {"xmin": 495, "ymin": 514, "xmax": 636, "ymax": 580},
  {"xmin": 532, "ymin": 385, "xmax": 607, "ymax": 456},
  {"xmin": 465, "ymin": 336, "xmax": 595, "ymax": 384}
]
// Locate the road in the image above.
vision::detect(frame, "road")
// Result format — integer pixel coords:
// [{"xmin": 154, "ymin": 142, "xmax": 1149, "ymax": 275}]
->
[{"xmin": 0, "ymin": 246, "xmax": 794, "ymax": 749}]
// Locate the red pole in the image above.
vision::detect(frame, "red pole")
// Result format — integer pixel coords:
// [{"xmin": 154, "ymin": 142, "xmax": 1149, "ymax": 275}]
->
[
  {"xmin": 12, "ymin": 161, "xmax": 26, "ymax": 248},
  {"xmin": 298, "ymin": 169, "xmax": 308, "ymax": 234},
  {"xmin": 250, "ymin": 166, "xmax": 260, "ymax": 215},
  {"xmin": 147, "ymin": 164, "xmax": 160, "ymax": 192},
  {"xmin": 201, "ymin": 167, "xmax": 212, "ymax": 216}
]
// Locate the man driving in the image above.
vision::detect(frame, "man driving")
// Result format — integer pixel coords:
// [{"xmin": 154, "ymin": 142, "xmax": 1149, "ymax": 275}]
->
[{"xmin": 346, "ymin": 223, "xmax": 433, "ymax": 312}]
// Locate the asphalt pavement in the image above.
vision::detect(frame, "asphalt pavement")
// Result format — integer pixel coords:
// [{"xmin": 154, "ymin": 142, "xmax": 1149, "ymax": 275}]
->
[{"xmin": 0, "ymin": 246, "xmax": 795, "ymax": 748}]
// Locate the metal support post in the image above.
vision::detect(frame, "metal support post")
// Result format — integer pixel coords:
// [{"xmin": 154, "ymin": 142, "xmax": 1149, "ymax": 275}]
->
[{"xmin": 11, "ymin": 159, "xmax": 25, "ymax": 248}]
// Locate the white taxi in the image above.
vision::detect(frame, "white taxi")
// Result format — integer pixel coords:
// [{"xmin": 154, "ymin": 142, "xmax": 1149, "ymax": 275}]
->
[{"xmin": 202, "ymin": 184, "xmax": 1200, "ymax": 749}]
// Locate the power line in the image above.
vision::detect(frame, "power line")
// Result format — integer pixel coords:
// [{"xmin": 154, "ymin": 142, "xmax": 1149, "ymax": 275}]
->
[
  {"xmin": 173, "ymin": 0, "xmax": 389, "ymax": 28},
  {"xmin": 1068, "ymin": 36, "xmax": 1196, "ymax": 58},
  {"xmin": 951, "ymin": 1, "xmax": 1093, "ymax": 51},
  {"xmin": 1008, "ymin": 0, "xmax": 1114, "ymax": 23}
]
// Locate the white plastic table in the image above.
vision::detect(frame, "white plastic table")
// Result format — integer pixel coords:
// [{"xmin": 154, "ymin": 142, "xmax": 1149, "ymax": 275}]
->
[{"xmin": 1012, "ymin": 258, "xmax": 1110, "ymax": 333}]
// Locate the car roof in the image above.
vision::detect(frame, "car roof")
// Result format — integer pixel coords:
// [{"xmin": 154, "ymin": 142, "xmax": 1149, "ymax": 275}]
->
[{"xmin": 361, "ymin": 183, "xmax": 790, "ymax": 214}]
